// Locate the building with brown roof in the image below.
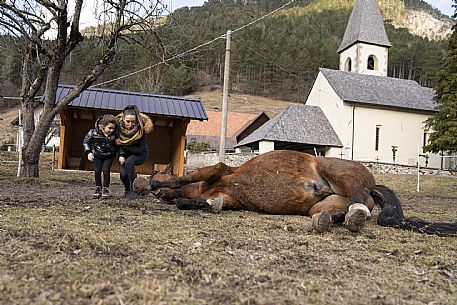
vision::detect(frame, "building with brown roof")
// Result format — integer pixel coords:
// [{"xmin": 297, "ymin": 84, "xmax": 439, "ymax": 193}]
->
[{"xmin": 186, "ymin": 111, "xmax": 269, "ymax": 151}]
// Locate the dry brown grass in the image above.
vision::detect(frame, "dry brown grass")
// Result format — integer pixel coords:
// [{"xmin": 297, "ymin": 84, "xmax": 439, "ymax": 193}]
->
[
  {"xmin": 186, "ymin": 89, "xmax": 294, "ymax": 117},
  {"xmin": 1, "ymin": 153, "xmax": 457, "ymax": 305},
  {"xmin": 0, "ymin": 105, "xmax": 20, "ymax": 144}
]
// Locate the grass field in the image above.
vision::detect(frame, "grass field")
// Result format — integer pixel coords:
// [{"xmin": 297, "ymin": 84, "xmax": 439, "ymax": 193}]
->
[{"xmin": 1, "ymin": 153, "xmax": 457, "ymax": 305}]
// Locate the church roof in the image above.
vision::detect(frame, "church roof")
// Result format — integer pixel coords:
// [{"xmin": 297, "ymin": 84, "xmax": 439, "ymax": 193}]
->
[
  {"xmin": 337, "ymin": 0, "xmax": 391, "ymax": 53},
  {"xmin": 320, "ymin": 68, "xmax": 436, "ymax": 112},
  {"xmin": 236, "ymin": 104, "xmax": 342, "ymax": 147}
]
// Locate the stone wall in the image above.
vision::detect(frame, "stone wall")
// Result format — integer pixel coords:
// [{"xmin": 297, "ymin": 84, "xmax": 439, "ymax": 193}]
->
[
  {"xmin": 186, "ymin": 152, "xmax": 258, "ymax": 170},
  {"xmin": 363, "ymin": 162, "xmax": 455, "ymax": 176},
  {"xmin": 186, "ymin": 152, "xmax": 456, "ymax": 176}
]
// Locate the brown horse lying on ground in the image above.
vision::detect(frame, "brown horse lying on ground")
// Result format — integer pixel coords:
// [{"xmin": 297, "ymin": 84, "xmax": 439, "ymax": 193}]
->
[{"xmin": 134, "ymin": 150, "xmax": 457, "ymax": 236}]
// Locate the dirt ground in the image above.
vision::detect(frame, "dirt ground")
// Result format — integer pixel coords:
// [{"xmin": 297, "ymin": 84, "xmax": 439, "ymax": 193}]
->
[{"xmin": 1, "ymin": 153, "xmax": 457, "ymax": 305}]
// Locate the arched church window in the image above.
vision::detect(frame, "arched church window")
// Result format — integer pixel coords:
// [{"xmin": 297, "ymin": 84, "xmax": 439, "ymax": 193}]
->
[
  {"xmin": 367, "ymin": 55, "xmax": 377, "ymax": 70},
  {"xmin": 345, "ymin": 58, "xmax": 352, "ymax": 72}
]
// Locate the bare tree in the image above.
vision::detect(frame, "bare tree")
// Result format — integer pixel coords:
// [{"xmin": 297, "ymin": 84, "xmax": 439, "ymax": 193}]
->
[{"xmin": 0, "ymin": 0, "xmax": 163, "ymax": 177}]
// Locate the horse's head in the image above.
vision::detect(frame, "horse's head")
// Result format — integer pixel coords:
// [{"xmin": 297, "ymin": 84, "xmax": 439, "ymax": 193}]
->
[
  {"xmin": 150, "ymin": 164, "xmax": 174, "ymax": 182},
  {"xmin": 133, "ymin": 165, "xmax": 174, "ymax": 196}
]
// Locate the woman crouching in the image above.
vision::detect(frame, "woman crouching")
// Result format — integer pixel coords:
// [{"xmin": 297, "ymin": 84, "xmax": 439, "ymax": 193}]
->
[{"xmin": 116, "ymin": 105, "xmax": 153, "ymax": 199}]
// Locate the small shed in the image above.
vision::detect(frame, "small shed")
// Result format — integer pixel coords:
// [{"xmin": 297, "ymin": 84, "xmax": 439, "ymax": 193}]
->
[
  {"xmin": 56, "ymin": 85, "xmax": 207, "ymax": 176},
  {"xmin": 235, "ymin": 104, "xmax": 342, "ymax": 155}
]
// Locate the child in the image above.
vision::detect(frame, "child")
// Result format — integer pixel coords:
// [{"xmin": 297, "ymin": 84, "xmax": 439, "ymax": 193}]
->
[
  {"xmin": 83, "ymin": 114, "xmax": 119, "ymax": 199},
  {"xmin": 116, "ymin": 105, "xmax": 153, "ymax": 199}
]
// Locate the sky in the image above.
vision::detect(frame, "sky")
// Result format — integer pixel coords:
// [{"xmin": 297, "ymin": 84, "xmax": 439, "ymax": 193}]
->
[
  {"xmin": 76, "ymin": 0, "xmax": 455, "ymax": 28},
  {"xmin": 164, "ymin": 0, "xmax": 454, "ymax": 17}
]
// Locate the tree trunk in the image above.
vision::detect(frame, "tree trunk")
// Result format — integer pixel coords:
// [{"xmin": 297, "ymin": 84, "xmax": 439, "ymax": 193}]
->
[
  {"xmin": 23, "ymin": 154, "xmax": 40, "ymax": 177},
  {"xmin": 22, "ymin": 110, "xmax": 54, "ymax": 177}
]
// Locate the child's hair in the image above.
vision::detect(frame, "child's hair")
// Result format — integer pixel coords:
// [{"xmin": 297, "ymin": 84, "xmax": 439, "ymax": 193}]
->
[
  {"xmin": 122, "ymin": 104, "xmax": 144, "ymax": 129},
  {"xmin": 99, "ymin": 114, "xmax": 119, "ymax": 128}
]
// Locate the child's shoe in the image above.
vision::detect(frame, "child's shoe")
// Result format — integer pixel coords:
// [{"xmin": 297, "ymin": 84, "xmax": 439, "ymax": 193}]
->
[
  {"xmin": 93, "ymin": 186, "xmax": 102, "ymax": 199},
  {"xmin": 101, "ymin": 187, "xmax": 110, "ymax": 200}
]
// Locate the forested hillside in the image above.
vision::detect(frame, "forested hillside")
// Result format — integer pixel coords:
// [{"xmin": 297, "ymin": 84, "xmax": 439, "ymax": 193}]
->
[{"xmin": 0, "ymin": 0, "xmax": 453, "ymax": 102}]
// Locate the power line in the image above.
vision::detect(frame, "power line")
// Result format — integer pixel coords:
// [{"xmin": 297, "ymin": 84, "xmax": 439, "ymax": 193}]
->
[
  {"xmin": 92, "ymin": 0, "xmax": 296, "ymax": 88},
  {"xmin": 91, "ymin": 32, "xmax": 226, "ymax": 88},
  {"xmin": 4, "ymin": 0, "xmax": 297, "ymax": 95},
  {"xmin": 231, "ymin": 0, "xmax": 295, "ymax": 35}
]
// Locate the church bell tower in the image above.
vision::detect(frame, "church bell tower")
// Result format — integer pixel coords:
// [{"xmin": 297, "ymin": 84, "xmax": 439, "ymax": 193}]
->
[{"xmin": 338, "ymin": 0, "xmax": 391, "ymax": 76}]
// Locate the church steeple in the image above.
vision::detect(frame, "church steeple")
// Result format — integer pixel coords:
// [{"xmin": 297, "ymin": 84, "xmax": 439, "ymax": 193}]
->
[{"xmin": 338, "ymin": 0, "xmax": 391, "ymax": 76}]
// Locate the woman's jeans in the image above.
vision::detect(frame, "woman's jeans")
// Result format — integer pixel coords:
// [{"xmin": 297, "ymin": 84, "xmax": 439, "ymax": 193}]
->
[{"xmin": 120, "ymin": 151, "xmax": 148, "ymax": 190}]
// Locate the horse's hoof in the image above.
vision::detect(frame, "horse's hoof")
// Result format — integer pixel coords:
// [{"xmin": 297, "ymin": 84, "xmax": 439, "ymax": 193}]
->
[
  {"xmin": 312, "ymin": 211, "xmax": 332, "ymax": 233},
  {"xmin": 207, "ymin": 196, "xmax": 224, "ymax": 214},
  {"xmin": 151, "ymin": 188, "xmax": 164, "ymax": 197},
  {"xmin": 344, "ymin": 209, "xmax": 367, "ymax": 232}
]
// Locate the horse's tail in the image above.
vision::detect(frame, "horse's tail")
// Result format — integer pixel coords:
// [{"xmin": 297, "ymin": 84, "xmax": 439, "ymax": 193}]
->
[{"xmin": 371, "ymin": 185, "xmax": 457, "ymax": 237}]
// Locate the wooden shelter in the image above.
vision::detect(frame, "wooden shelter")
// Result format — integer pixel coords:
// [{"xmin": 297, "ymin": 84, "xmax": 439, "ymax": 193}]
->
[
  {"xmin": 235, "ymin": 104, "xmax": 342, "ymax": 155},
  {"xmin": 56, "ymin": 85, "xmax": 207, "ymax": 176}
]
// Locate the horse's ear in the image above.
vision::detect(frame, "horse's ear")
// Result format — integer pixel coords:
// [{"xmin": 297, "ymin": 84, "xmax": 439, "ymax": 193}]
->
[
  {"xmin": 150, "ymin": 170, "xmax": 159, "ymax": 179},
  {"xmin": 164, "ymin": 164, "xmax": 173, "ymax": 175}
]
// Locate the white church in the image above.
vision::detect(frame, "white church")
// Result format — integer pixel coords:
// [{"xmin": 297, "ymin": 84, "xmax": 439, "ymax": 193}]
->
[
  {"xmin": 306, "ymin": 0, "xmax": 442, "ymax": 167},
  {"xmin": 238, "ymin": 0, "xmax": 448, "ymax": 168}
]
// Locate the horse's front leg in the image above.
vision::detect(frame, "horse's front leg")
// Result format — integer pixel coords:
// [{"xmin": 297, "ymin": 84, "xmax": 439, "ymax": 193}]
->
[
  {"xmin": 156, "ymin": 182, "xmax": 206, "ymax": 201},
  {"xmin": 174, "ymin": 191, "xmax": 241, "ymax": 214},
  {"xmin": 150, "ymin": 163, "xmax": 235, "ymax": 190}
]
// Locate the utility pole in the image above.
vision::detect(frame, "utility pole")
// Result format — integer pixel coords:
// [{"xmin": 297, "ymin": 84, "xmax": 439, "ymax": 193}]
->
[{"xmin": 219, "ymin": 29, "xmax": 231, "ymax": 163}]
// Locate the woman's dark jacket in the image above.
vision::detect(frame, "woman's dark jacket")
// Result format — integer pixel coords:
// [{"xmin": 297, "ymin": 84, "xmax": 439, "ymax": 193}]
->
[
  {"xmin": 83, "ymin": 117, "xmax": 118, "ymax": 159},
  {"xmin": 119, "ymin": 134, "xmax": 148, "ymax": 157}
]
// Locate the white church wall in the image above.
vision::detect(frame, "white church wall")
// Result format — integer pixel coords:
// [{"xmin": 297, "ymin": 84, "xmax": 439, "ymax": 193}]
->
[
  {"xmin": 305, "ymin": 73, "xmax": 441, "ymax": 167},
  {"xmin": 351, "ymin": 106, "xmax": 441, "ymax": 168},
  {"xmin": 306, "ymin": 73, "xmax": 353, "ymax": 156}
]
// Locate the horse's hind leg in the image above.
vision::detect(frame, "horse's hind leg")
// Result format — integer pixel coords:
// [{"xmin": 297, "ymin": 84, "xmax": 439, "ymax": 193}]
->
[
  {"xmin": 309, "ymin": 195, "xmax": 375, "ymax": 232},
  {"xmin": 316, "ymin": 158, "xmax": 377, "ymax": 231},
  {"xmin": 151, "ymin": 163, "xmax": 235, "ymax": 190},
  {"xmin": 309, "ymin": 195, "xmax": 349, "ymax": 233}
]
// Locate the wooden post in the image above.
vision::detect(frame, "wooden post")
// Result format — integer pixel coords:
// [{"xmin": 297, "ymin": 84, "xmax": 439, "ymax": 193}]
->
[
  {"xmin": 52, "ymin": 145, "xmax": 56, "ymax": 171},
  {"xmin": 170, "ymin": 119, "xmax": 189, "ymax": 176},
  {"xmin": 219, "ymin": 29, "xmax": 231, "ymax": 163},
  {"xmin": 16, "ymin": 109, "xmax": 22, "ymax": 177},
  {"xmin": 58, "ymin": 111, "xmax": 66, "ymax": 169}
]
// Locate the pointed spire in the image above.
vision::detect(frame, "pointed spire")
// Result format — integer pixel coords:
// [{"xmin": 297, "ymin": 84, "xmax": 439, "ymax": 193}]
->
[{"xmin": 337, "ymin": 0, "xmax": 391, "ymax": 53}]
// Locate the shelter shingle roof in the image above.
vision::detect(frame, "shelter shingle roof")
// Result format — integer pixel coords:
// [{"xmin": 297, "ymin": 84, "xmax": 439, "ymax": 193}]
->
[
  {"xmin": 337, "ymin": 0, "xmax": 391, "ymax": 53},
  {"xmin": 54, "ymin": 85, "xmax": 207, "ymax": 120},
  {"xmin": 320, "ymin": 68, "xmax": 436, "ymax": 112},
  {"xmin": 236, "ymin": 104, "xmax": 342, "ymax": 147}
]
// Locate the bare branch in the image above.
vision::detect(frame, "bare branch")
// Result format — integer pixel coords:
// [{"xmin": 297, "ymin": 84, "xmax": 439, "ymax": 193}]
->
[{"xmin": 35, "ymin": 0, "xmax": 63, "ymax": 14}]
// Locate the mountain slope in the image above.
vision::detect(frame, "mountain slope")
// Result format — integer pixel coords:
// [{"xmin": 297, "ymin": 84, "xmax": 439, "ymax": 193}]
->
[{"xmin": 281, "ymin": 0, "xmax": 454, "ymax": 40}]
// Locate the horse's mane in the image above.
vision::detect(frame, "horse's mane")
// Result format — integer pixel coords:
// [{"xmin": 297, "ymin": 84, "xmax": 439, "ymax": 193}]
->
[{"xmin": 372, "ymin": 185, "xmax": 457, "ymax": 237}]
